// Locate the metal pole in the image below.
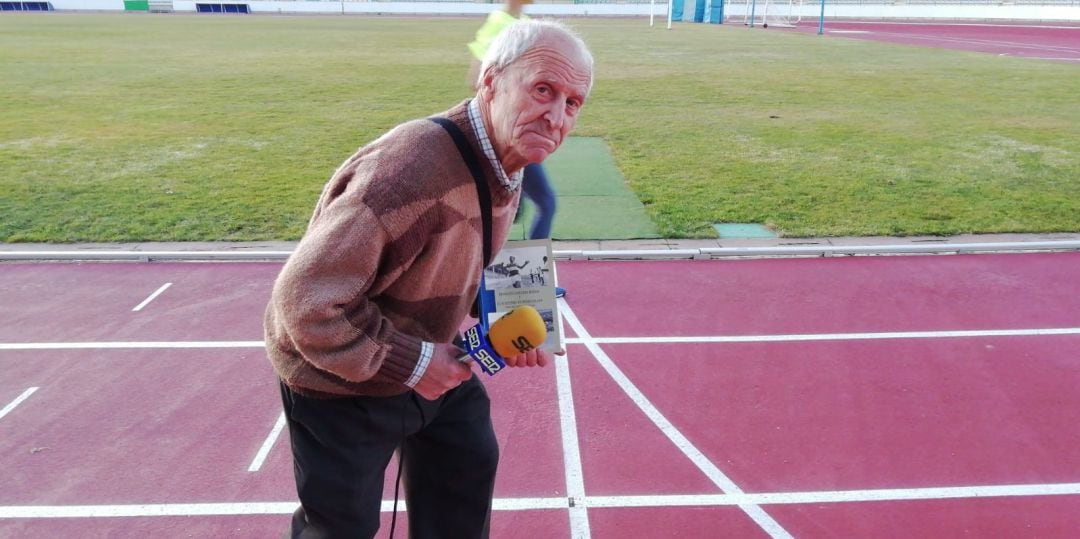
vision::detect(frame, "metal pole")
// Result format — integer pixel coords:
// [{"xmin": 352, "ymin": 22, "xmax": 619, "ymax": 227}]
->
[
  {"xmin": 818, "ymin": 0, "xmax": 825, "ymax": 34},
  {"xmin": 749, "ymin": 0, "xmax": 757, "ymax": 27}
]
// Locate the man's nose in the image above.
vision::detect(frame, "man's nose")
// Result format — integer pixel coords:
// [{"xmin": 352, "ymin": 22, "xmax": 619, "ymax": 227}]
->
[{"xmin": 543, "ymin": 101, "xmax": 567, "ymax": 130}]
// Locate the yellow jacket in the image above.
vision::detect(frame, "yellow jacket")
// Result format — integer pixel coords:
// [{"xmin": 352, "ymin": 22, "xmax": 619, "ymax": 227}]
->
[{"xmin": 468, "ymin": 10, "xmax": 529, "ymax": 60}]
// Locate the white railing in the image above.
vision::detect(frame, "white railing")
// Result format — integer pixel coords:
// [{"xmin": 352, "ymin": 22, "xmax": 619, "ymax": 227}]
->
[{"xmin": 44, "ymin": 0, "xmax": 1080, "ymax": 19}]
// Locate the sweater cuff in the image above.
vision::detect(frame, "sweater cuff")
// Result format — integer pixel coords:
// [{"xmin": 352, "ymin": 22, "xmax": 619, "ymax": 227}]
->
[
  {"xmin": 404, "ymin": 342, "xmax": 434, "ymax": 388},
  {"xmin": 380, "ymin": 330, "xmax": 424, "ymax": 386}
]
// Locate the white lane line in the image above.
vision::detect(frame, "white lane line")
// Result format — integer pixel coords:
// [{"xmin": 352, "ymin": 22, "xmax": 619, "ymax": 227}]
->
[
  {"xmin": 584, "ymin": 481, "xmax": 1080, "ymax": 506},
  {"xmin": 560, "ymin": 304, "xmax": 794, "ymax": 539},
  {"xmin": 566, "ymin": 327, "xmax": 1080, "ymax": 345},
  {"xmin": 132, "ymin": 282, "xmax": 172, "ymax": 312},
  {"xmin": 4, "ymin": 482, "xmax": 1077, "ymax": 518},
  {"xmin": 0, "ymin": 503, "xmax": 300, "ymax": 518},
  {"xmin": 3, "ymin": 327, "xmax": 1077, "ymax": 351},
  {"xmin": 247, "ymin": 412, "xmax": 287, "ymax": 472},
  {"xmin": 0, "ymin": 341, "xmax": 263, "ymax": 350},
  {"xmin": 553, "ymin": 303, "xmax": 591, "ymax": 538},
  {"xmin": 0, "ymin": 387, "xmax": 39, "ymax": 421}
]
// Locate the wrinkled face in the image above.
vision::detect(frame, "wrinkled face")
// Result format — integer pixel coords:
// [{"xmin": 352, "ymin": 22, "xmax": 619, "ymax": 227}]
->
[{"xmin": 481, "ymin": 36, "xmax": 591, "ymax": 173}]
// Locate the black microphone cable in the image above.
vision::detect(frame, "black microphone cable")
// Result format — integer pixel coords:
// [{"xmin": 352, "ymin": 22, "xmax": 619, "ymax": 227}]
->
[
  {"xmin": 389, "ymin": 391, "xmax": 430, "ymax": 538},
  {"xmin": 392, "ymin": 337, "xmax": 459, "ymax": 537},
  {"xmin": 388, "ymin": 395, "xmax": 407, "ymax": 538}
]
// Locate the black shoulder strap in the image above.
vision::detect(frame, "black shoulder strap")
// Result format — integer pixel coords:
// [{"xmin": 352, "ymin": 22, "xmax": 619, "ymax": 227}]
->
[{"xmin": 430, "ymin": 117, "xmax": 493, "ymax": 266}]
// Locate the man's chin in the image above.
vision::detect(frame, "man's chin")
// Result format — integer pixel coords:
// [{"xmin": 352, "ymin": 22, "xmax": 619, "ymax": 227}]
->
[{"xmin": 525, "ymin": 148, "xmax": 555, "ymax": 164}]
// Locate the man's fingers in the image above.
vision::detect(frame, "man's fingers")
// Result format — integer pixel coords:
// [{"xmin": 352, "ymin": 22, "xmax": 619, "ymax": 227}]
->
[
  {"xmin": 413, "ymin": 347, "xmax": 476, "ymax": 400},
  {"xmin": 506, "ymin": 349, "xmax": 549, "ymax": 368}
]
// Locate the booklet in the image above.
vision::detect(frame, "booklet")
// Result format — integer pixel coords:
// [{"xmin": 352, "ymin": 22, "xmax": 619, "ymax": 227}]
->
[{"xmin": 477, "ymin": 238, "xmax": 564, "ymax": 354}]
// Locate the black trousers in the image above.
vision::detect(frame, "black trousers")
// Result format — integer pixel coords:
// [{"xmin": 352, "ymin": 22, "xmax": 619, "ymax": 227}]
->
[{"xmin": 279, "ymin": 375, "xmax": 498, "ymax": 539}]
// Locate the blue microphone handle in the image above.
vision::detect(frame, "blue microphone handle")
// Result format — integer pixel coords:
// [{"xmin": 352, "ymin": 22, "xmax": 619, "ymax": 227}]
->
[{"xmin": 459, "ymin": 323, "xmax": 507, "ymax": 376}]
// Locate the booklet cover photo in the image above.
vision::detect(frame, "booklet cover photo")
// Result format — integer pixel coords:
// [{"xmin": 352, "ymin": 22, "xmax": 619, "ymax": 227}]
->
[{"xmin": 477, "ymin": 239, "xmax": 564, "ymax": 354}]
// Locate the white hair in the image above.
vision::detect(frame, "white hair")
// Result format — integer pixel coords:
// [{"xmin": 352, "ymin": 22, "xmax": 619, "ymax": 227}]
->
[{"xmin": 479, "ymin": 19, "xmax": 595, "ymax": 95}]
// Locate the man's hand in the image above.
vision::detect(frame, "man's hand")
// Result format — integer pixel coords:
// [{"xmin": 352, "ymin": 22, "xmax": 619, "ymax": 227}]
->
[
  {"xmin": 504, "ymin": 348, "xmax": 553, "ymax": 368},
  {"xmin": 412, "ymin": 342, "xmax": 473, "ymax": 401}
]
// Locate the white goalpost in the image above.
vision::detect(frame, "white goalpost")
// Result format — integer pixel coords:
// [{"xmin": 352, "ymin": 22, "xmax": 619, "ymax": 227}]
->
[
  {"xmin": 727, "ymin": 0, "xmax": 802, "ymax": 28},
  {"xmin": 650, "ymin": 0, "xmax": 674, "ymax": 29},
  {"xmin": 761, "ymin": 0, "xmax": 802, "ymax": 28}
]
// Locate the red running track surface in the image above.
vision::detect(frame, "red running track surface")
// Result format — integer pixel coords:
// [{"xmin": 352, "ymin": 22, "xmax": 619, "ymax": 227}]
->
[
  {"xmin": 1, "ymin": 252, "xmax": 1078, "ymax": 537},
  {"xmin": 788, "ymin": 21, "xmax": 1080, "ymax": 62}
]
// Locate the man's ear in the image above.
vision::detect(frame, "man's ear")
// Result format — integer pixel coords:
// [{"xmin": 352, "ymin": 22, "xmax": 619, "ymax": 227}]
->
[{"xmin": 479, "ymin": 68, "xmax": 499, "ymax": 102}]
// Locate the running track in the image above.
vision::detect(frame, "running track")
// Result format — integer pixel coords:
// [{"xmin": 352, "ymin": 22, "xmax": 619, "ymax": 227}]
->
[
  {"xmin": 791, "ymin": 21, "xmax": 1080, "ymax": 62},
  {"xmin": 1, "ymin": 252, "xmax": 1079, "ymax": 537}
]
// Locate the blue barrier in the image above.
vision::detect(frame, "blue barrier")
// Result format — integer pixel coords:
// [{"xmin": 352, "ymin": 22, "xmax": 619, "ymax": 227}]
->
[
  {"xmin": 195, "ymin": 3, "xmax": 249, "ymax": 13},
  {"xmin": 0, "ymin": 1, "xmax": 53, "ymax": 10}
]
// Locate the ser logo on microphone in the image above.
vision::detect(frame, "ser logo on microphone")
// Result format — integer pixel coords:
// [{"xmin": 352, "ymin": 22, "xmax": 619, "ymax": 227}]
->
[
  {"xmin": 473, "ymin": 349, "xmax": 502, "ymax": 374},
  {"xmin": 466, "ymin": 326, "xmax": 482, "ymax": 349},
  {"xmin": 511, "ymin": 336, "xmax": 536, "ymax": 354}
]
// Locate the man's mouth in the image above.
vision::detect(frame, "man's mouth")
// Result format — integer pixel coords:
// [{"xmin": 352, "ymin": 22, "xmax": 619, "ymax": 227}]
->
[{"xmin": 524, "ymin": 131, "xmax": 558, "ymax": 149}]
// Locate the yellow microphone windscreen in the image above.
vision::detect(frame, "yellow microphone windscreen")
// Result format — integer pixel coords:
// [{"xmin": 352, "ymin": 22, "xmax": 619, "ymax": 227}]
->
[{"xmin": 488, "ymin": 305, "xmax": 548, "ymax": 359}]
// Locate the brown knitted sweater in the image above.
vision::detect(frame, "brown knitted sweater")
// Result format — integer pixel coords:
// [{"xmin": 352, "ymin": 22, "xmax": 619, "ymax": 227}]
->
[{"xmin": 264, "ymin": 101, "xmax": 520, "ymax": 398}]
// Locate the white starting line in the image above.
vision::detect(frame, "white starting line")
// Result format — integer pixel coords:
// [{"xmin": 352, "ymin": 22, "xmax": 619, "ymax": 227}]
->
[
  {"xmin": 3, "ymin": 482, "xmax": 1079, "ymax": 519},
  {"xmin": 2, "ymin": 327, "xmax": 1078, "ymax": 351}
]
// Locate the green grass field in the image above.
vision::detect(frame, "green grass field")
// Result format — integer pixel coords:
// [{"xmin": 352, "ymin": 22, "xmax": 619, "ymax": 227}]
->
[{"xmin": 1, "ymin": 14, "xmax": 1077, "ymax": 242}]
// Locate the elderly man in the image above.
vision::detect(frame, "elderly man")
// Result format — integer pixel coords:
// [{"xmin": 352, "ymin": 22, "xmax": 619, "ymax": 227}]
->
[{"xmin": 264, "ymin": 20, "xmax": 593, "ymax": 539}]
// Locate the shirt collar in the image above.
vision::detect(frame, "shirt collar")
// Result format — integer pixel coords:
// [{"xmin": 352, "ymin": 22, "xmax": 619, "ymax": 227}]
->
[{"xmin": 468, "ymin": 98, "xmax": 523, "ymax": 193}]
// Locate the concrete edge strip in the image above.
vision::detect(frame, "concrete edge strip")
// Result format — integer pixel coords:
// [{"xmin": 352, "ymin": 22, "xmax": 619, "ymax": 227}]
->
[
  {"xmin": 571, "ymin": 241, "xmax": 1080, "ymax": 260},
  {"xmin": 0, "ymin": 251, "xmax": 296, "ymax": 262},
  {"xmin": 1, "ymin": 241, "xmax": 1080, "ymax": 262}
]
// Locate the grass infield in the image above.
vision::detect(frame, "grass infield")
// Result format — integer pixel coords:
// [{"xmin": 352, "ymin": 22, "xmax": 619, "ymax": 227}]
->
[{"xmin": 1, "ymin": 14, "xmax": 1077, "ymax": 241}]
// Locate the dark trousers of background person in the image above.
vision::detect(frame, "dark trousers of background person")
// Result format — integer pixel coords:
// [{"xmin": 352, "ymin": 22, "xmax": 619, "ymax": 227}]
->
[
  {"xmin": 279, "ymin": 375, "xmax": 499, "ymax": 539},
  {"xmin": 522, "ymin": 163, "xmax": 557, "ymax": 240}
]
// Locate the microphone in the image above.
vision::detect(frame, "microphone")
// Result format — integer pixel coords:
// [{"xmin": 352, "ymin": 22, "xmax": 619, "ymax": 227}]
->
[{"xmin": 460, "ymin": 305, "xmax": 548, "ymax": 376}]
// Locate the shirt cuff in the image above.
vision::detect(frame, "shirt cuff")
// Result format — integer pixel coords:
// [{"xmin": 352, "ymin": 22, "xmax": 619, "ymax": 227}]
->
[{"xmin": 404, "ymin": 341, "xmax": 434, "ymax": 388}]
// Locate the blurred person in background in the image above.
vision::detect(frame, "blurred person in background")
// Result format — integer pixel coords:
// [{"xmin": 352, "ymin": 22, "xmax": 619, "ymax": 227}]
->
[{"xmin": 469, "ymin": 0, "xmax": 568, "ymax": 297}]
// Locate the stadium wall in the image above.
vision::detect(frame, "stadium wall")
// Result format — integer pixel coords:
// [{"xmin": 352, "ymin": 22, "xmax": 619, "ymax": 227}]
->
[{"xmin": 41, "ymin": 0, "xmax": 1080, "ymax": 22}]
